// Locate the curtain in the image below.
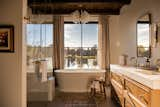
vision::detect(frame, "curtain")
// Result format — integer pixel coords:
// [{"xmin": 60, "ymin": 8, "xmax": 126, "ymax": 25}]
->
[
  {"xmin": 98, "ymin": 15, "xmax": 110, "ymax": 85},
  {"xmin": 52, "ymin": 15, "xmax": 64, "ymax": 86}
]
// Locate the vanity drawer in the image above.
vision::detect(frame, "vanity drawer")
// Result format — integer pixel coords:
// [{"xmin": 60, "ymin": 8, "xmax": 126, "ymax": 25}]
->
[
  {"xmin": 117, "ymin": 90, "xmax": 124, "ymax": 107},
  {"xmin": 111, "ymin": 72, "xmax": 124, "ymax": 86},
  {"xmin": 125, "ymin": 97, "xmax": 143, "ymax": 107},
  {"xmin": 125, "ymin": 98, "xmax": 135, "ymax": 107},
  {"xmin": 125, "ymin": 78, "xmax": 151, "ymax": 107}
]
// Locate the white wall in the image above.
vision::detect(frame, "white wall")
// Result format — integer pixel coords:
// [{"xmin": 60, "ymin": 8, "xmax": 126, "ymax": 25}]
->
[
  {"xmin": 109, "ymin": 0, "xmax": 160, "ymax": 65},
  {"xmin": 0, "ymin": 0, "xmax": 27, "ymax": 107}
]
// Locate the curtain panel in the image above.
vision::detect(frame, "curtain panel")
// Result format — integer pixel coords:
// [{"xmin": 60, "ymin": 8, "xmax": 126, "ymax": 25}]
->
[
  {"xmin": 53, "ymin": 15, "xmax": 64, "ymax": 70},
  {"xmin": 52, "ymin": 15, "xmax": 64, "ymax": 86},
  {"xmin": 98, "ymin": 15, "xmax": 110, "ymax": 85}
]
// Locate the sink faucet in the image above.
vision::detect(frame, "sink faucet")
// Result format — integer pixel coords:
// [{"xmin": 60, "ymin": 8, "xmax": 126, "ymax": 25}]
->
[{"xmin": 145, "ymin": 57, "xmax": 150, "ymax": 68}]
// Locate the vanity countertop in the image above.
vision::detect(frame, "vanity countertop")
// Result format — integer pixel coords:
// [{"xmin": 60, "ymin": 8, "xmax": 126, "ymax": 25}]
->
[{"xmin": 110, "ymin": 64, "xmax": 160, "ymax": 90}]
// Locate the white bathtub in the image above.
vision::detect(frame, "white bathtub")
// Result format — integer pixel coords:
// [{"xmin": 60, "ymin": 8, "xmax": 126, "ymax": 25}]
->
[{"xmin": 55, "ymin": 69, "xmax": 106, "ymax": 92}]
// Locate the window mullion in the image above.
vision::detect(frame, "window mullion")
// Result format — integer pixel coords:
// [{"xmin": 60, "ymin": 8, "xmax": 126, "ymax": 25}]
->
[{"xmin": 81, "ymin": 23, "xmax": 83, "ymax": 68}]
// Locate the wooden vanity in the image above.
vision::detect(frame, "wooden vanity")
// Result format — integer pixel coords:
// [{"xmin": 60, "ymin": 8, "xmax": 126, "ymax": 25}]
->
[{"xmin": 110, "ymin": 65, "xmax": 160, "ymax": 107}]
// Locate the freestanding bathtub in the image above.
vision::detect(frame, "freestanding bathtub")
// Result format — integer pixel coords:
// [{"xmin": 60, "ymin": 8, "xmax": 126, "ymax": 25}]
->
[{"xmin": 55, "ymin": 69, "xmax": 106, "ymax": 92}]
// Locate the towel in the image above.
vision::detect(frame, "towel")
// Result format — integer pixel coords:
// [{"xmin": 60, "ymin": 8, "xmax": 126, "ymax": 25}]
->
[
  {"xmin": 34, "ymin": 61, "xmax": 41, "ymax": 81},
  {"xmin": 41, "ymin": 60, "xmax": 48, "ymax": 82}
]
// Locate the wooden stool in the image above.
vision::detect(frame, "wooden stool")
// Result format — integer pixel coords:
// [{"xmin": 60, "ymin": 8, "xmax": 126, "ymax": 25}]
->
[{"xmin": 90, "ymin": 78, "xmax": 106, "ymax": 98}]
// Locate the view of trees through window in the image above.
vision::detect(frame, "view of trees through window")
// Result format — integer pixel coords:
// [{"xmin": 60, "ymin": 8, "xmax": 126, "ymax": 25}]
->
[
  {"xmin": 64, "ymin": 23, "xmax": 99, "ymax": 69},
  {"xmin": 26, "ymin": 23, "xmax": 98, "ymax": 70},
  {"xmin": 26, "ymin": 24, "xmax": 53, "ymax": 70}
]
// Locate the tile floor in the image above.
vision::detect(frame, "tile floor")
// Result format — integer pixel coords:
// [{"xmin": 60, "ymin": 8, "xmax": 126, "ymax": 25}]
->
[{"xmin": 28, "ymin": 87, "xmax": 119, "ymax": 107}]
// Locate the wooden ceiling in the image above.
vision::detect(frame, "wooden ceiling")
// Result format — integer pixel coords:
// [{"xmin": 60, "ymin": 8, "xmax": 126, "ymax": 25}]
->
[{"xmin": 28, "ymin": 0, "xmax": 131, "ymax": 15}]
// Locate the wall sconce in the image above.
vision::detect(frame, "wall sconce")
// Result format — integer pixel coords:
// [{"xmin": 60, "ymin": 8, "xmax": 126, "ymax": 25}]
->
[{"xmin": 23, "ymin": 16, "xmax": 30, "ymax": 23}]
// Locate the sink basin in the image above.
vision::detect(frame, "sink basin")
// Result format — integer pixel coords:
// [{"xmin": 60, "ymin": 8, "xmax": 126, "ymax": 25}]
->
[
  {"xmin": 136, "ymin": 66, "xmax": 157, "ymax": 71},
  {"xmin": 137, "ymin": 70, "xmax": 160, "ymax": 75}
]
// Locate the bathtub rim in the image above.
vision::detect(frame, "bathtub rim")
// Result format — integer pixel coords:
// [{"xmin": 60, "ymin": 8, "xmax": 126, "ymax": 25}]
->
[{"xmin": 55, "ymin": 69, "xmax": 106, "ymax": 73}]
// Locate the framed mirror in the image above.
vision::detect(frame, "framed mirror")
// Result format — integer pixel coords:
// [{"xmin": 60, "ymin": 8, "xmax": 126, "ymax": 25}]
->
[{"xmin": 137, "ymin": 13, "xmax": 151, "ymax": 58}]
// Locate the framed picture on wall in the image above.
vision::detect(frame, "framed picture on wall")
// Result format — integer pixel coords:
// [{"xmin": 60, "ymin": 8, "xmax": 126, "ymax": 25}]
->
[{"xmin": 0, "ymin": 25, "xmax": 14, "ymax": 52}]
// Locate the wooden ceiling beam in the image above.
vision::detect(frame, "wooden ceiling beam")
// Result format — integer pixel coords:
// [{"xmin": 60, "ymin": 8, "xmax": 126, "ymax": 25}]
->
[
  {"xmin": 28, "ymin": 0, "xmax": 131, "ymax": 15},
  {"xmin": 28, "ymin": 0, "xmax": 131, "ymax": 5},
  {"xmin": 29, "ymin": 2, "xmax": 122, "ymax": 9},
  {"xmin": 31, "ymin": 8, "xmax": 120, "ymax": 15}
]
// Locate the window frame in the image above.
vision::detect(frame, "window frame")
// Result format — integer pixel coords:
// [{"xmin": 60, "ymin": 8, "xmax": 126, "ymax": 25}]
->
[{"xmin": 64, "ymin": 22, "xmax": 99, "ymax": 69}]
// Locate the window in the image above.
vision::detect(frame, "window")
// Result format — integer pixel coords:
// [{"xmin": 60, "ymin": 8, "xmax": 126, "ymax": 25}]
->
[
  {"xmin": 26, "ymin": 24, "xmax": 53, "ymax": 71},
  {"xmin": 64, "ymin": 23, "xmax": 98, "ymax": 69}
]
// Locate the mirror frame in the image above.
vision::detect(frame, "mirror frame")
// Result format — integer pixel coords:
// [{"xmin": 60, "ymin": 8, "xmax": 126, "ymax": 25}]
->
[{"xmin": 136, "ymin": 13, "xmax": 151, "ymax": 58}]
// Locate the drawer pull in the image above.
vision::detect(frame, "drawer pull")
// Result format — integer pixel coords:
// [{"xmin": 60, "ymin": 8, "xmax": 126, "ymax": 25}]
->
[{"xmin": 139, "ymin": 95, "xmax": 148, "ymax": 105}]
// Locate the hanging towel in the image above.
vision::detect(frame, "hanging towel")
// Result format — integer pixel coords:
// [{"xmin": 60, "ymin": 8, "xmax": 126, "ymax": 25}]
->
[
  {"xmin": 35, "ymin": 61, "xmax": 41, "ymax": 81},
  {"xmin": 41, "ymin": 60, "xmax": 48, "ymax": 82}
]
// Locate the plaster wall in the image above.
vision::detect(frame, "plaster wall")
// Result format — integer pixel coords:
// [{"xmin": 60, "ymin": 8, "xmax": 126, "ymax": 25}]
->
[
  {"xmin": 0, "ymin": 0, "xmax": 27, "ymax": 107},
  {"xmin": 109, "ymin": 0, "xmax": 160, "ymax": 65}
]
